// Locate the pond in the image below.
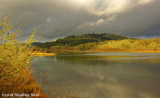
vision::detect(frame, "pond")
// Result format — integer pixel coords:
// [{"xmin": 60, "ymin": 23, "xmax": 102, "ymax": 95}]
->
[{"xmin": 32, "ymin": 51, "xmax": 160, "ymax": 98}]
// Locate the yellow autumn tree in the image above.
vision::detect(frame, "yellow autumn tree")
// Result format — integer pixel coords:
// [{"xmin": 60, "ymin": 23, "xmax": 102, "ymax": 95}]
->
[{"xmin": 0, "ymin": 15, "xmax": 43, "ymax": 95}]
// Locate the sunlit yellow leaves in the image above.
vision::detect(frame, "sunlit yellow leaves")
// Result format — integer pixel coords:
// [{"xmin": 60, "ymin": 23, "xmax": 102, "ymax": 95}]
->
[{"xmin": 0, "ymin": 15, "xmax": 39, "ymax": 93}]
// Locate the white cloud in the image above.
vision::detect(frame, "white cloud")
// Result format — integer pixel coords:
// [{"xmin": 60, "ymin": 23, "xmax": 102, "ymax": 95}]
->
[
  {"xmin": 85, "ymin": 0, "xmax": 131, "ymax": 16},
  {"xmin": 84, "ymin": 0, "xmax": 155, "ymax": 21},
  {"xmin": 108, "ymin": 15, "xmax": 116, "ymax": 22},
  {"xmin": 138, "ymin": 0, "xmax": 154, "ymax": 5},
  {"xmin": 90, "ymin": 19, "xmax": 105, "ymax": 26}
]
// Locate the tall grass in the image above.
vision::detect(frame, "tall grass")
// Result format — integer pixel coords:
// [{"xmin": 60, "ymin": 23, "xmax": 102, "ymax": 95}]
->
[{"xmin": 0, "ymin": 15, "xmax": 44, "ymax": 96}]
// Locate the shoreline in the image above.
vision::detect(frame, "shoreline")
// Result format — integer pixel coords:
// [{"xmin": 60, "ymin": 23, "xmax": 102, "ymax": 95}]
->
[
  {"xmin": 126, "ymin": 50, "xmax": 160, "ymax": 53},
  {"xmin": 31, "ymin": 52, "xmax": 56, "ymax": 56},
  {"xmin": 46, "ymin": 49, "xmax": 160, "ymax": 53}
]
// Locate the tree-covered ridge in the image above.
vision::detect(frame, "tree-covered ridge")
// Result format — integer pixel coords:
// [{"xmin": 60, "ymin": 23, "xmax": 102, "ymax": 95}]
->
[{"xmin": 38, "ymin": 33, "xmax": 131, "ymax": 48}]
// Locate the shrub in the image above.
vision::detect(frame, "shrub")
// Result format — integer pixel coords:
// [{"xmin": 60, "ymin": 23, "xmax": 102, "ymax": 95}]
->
[{"xmin": 0, "ymin": 15, "xmax": 41, "ymax": 95}]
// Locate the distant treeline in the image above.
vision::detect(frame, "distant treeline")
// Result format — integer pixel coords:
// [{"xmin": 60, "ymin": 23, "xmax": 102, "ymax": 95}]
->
[
  {"xmin": 38, "ymin": 33, "xmax": 131, "ymax": 49},
  {"xmin": 37, "ymin": 33, "xmax": 160, "ymax": 51}
]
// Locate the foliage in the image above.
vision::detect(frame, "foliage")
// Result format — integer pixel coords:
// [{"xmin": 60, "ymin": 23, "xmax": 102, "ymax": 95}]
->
[
  {"xmin": 37, "ymin": 31, "xmax": 160, "ymax": 51},
  {"xmin": 0, "ymin": 15, "xmax": 86, "ymax": 98},
  {"xmin": 76, "ymin": 39, "xmax": 160, "ymax": 51},
  {"xmin": 38, "ymin": 33, "xmax": 130, "ymax": 49},
  {"xmin": 98, "ymin": 39, "xmax": 160, "ymax": 51},
  {"xmin": 74, "ymin": 42, "xmax": 98, "ymax": 51},
  {"xmin": 0, "ymin": 15, "xmax": 42, "ymax": 95}
]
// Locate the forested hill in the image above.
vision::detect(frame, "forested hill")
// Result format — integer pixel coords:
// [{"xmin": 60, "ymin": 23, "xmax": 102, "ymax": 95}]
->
[{"xmin": 38, "ymin": 33, "xmax": 132, "ymax": 48}]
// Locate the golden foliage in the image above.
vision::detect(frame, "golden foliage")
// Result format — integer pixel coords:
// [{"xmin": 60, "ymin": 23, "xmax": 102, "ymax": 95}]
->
[
  {"xmin": 74, "ymin": 39, "xmax": 160, "ymax": 51},
  {"xmin": 0, "ymin": 15, "xmax": 42, "ymax": 95},
  {"xmin": 98, "ymin": 39, "xmax": 160, "ymax": 51}
]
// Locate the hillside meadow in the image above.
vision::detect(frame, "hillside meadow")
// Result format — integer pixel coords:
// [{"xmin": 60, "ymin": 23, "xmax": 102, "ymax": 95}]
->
[{"xmin": 74, "ymin": 39, "xmax": 160, "ymax": 52}]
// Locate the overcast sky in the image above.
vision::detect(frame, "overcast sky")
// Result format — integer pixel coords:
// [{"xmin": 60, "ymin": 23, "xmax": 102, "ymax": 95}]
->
[{"xmin": 0, "ymin": 0, "xmax": 160, "ymax": 42}]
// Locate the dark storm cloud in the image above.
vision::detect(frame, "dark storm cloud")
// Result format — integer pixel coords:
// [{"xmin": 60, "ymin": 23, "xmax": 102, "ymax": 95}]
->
[{"xmin": 0, "ymin": 0, "xmax": 160, "ymax": 41}]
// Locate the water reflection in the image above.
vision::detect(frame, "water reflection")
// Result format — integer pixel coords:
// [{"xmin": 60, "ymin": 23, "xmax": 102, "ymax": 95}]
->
[{"xmin": 32, "ymin": 52, "xmax": 160, "ymax": 98}]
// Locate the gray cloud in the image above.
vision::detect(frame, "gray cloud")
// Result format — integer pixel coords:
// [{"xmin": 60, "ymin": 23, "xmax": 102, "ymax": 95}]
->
[{"xmin": 0, "ymin": 0, "xmax": 160, "ymax": 42}]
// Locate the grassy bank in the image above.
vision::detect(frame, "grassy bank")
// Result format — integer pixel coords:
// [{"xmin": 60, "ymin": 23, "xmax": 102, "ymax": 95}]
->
[
  {"xmin": 45, "ymin": 48, "xmax": 160, "ymax": 53},
  {"xmin": 31, "ymin": 52, "xmax": 56, "ymax": 56},
  {"xmin": 73, "ymin": 39, "xmax": 160, "ymax": 53}
]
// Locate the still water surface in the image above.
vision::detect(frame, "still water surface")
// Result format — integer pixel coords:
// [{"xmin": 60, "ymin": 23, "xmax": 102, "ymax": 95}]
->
[{"xmin": 32, "ymin": 52, "xmax": 160, "ymax": 98}]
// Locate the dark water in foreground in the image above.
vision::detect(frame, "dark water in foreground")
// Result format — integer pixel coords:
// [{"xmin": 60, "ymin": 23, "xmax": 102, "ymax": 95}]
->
[{"xmin": 32, "ymin": 52, "xmax": 160, "ymax": 98}]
